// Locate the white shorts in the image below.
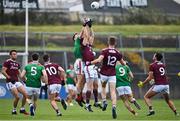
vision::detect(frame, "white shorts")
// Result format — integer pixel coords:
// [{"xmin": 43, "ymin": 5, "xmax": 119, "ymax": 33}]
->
[
  {"xmin": 6, "ymin": 82, "xmax": 23, "ymax": 90},
  {"xmin": 74, "ymin": 59, "xmax": 84, "ymax": 75},
  {"xmin": 26, "ymin": 86, "xmax": 40, "ymax": 96},
  {"xmin": 100, "ymin": 74, "xmax": 116, "ymax": 83},
  {"xmin": 152, "ymin": 85, "xmax": 169, "ymax": 94},
  {"xmin": 48, "ymin": 84, "xmax": 61, "ymax": 94},
  {"xmin": 116, "ymin": 86, "xmax": 132, "ymax": 96},
  {"xmin": 84, "ymin": 65, "xmax": 98, "ymax": 81},
  {"xmin": 67, "ymin": 84, "xmax": 77, "ymax": 91}
]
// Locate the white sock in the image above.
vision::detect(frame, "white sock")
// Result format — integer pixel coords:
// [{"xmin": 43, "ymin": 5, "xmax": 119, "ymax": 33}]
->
[
  {"xmin": 86, "ymin": 103, "xmax": 90, "ymax": 107},
  {"xmin": 13, "ymin": 108, "xmax": 16, "ymax": 112},
  {"xmin": 102, "ymin": 99, "xmax": 107, "ymax": 102},
  {"xmin": 112, "ymin": 105, "xmax": 116, "ymax": 108},
  {"xmin": 20, "ymin": 107, "xmax": 25, "ymax": 110}
]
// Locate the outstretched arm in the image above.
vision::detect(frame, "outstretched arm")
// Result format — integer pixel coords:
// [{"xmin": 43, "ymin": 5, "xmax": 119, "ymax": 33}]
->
[{"xmin": 91, "ymin": 55, "xmax": 104, "ymax": 65}]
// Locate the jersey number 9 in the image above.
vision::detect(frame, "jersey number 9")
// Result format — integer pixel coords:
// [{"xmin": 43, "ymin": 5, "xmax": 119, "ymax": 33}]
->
[
  {"xmin": 159, "ymin": 67, "xmax": 165, "ymax": 75},
  {"xmin": 119, "ymin": 67, "xmax": 126, "ymax": 76}
]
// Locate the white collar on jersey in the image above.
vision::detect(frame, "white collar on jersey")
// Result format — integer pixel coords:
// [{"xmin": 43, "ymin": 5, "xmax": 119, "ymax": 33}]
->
[
  {"xmin": 108, "ymin": 46, "xmax": 115, "ymax": 49},
  {"xmin": 9, "ymin": 58, "xmax": 16, "ymax": 62},
  {"xmin": 31, "ymin": 61, "xmax": 39, "ymax": 64},
  {"xmin": 44, "ymin": 62, "xmax": 52, "ymax": 66}
]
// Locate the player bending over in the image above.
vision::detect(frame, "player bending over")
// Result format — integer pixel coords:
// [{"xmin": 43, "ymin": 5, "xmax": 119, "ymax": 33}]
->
[
  {"xmin": 116, "ymin": 61, "xmax": 141, "ymax": 116},
  {"xmin": 90, "ymin": 36, "xmax": 125, "ymax": 119},
  {"xmin": 2, "ymin": 50, "xmax": 29, "ymax": 115},
  {"xmin": 21, "ymin": 53, "xmax": 48, "ymax": 116},
  {"xmin": 138, "ymin": 52, "xmax": 179, "ymax": 116}
]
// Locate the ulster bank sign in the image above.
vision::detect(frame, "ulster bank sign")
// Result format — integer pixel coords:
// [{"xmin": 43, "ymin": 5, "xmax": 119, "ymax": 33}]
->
[{"xmin": 0, "ymin": 0, "xmax": 39, "ymax": 9}]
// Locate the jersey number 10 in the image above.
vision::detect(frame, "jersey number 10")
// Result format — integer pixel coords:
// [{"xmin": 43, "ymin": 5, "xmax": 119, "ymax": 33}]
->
[{"xmin": 46, "ymin": 66, "xmax": 57, "ymax": 75}]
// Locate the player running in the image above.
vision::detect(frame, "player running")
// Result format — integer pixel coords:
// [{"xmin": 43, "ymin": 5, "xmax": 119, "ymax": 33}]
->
[
  {"xmin": 116, "ymin": 61, "xmax": 141, "ymax": 116},
  {"xmin": 43, "ymin": 54, "xmax": 67, "ymax": 116},
  {"xmin": 66, "ymin": 64, "xmax": 77, "ymax": 106},
  {"xmin": 90, "ymin": 36, "xmax": 125, "ymax": 119},
  {"xmin": 21, "ymin": 53, "xmax": 48, "ymax": 116},
  {"xmin": 138, "ymin": 52, "xmax": 179, "ymax": 116},
  {"xmin": 2, "ymin": 50, "xmax": 29, "ymax": 115}
]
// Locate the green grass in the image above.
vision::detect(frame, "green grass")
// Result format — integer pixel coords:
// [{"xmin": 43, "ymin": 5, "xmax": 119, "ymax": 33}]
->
[
  {"xmin": 0, "ymin": 25, "xmax": 180, "ymax": 36},
  {"xmin": 1, "ymin": 46, "xmax": 179, "ymax": 52},
  {"xmin": 0, "ymin": 99, "xmax": 179, "ymax": 120}
]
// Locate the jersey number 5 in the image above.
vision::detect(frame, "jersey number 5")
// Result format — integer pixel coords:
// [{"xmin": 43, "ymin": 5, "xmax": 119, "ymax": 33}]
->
[{"xmin": 31, "ymin": 67, "xmax": 37, "ymax": 76}]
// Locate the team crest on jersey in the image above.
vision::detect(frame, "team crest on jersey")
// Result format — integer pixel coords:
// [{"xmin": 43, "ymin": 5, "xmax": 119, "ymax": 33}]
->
[{"xmin": 109, "ymin": 49, "xmax": 116, "ymax": 53}]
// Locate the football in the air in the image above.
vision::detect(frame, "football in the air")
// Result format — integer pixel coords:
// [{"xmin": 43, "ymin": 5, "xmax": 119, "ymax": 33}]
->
[{"xmin": 91, "ymin": 1, "xmax": 100, "ymax": 9}]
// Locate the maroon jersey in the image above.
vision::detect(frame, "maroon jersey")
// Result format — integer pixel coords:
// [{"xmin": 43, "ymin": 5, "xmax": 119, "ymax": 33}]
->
[
  {"xmin": 44, "ymin": 63, "xmax": 62, "ymax": 85},
  {"xmin": 3, "ymin": 59, "xmax": 20, "ymax": 83},
  {"xmin": 82, "ymin": 45, "xmax": 94, "ymax": 63},
  {"xmin": 149, "ymin": 61, "xmax": 168, "ymax": 85},
  {"xmin": 100, "ymin": 48, "xmax": 122, "ymax": 76}
]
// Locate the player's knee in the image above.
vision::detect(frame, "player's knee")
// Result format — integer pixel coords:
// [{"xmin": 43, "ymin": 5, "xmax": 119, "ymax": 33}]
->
[
  {"xmin": 93, "ymin": 84, "xmax": 98, "ymax": 89},
  {"xmin": 102, "ymin": 82, "xmax": 106, "ymax": 88},
  {"xmin": 22, "ymin": 92, "xmax": 28, "ymax": 98},
  {"xmin": 144, "ymin": 95, "xmax": 148, "ymax": 99},
  {"xmin": 15, "ymin": 96, "xmax": 20, "ymax": 100}
]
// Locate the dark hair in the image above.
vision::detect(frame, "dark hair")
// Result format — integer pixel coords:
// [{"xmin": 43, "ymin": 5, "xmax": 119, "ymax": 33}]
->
[
  {"xmin": 72, "ymin": 33, "xmax": 78, "ymax": 41},
  {"xmin": 108, "ymin": 36, "xmax": 116, "ymax": 46},
  {"xmin": 9, "ymin": 50, "xmax": 17, "ymax": 55},
  {"xmin": 31, "ymin": 53, "xmax": 39, "ymax": 61},
  {"xmin": 86, "ymin": 21, "xmax": 92, "ymax": 28},
  {"xmin": 125, "ymin": 61, "xmax": 129, "ymax": 66},
  {"xmin": 155, "ymin": 52, "xmax": 163, "ymax": 61},
  {"xmin": 43, "ymin": 54, "xmax": 50, "ymax": 62},
  {"xmin": 83, "ymin": 18, "xmax": 93, "ymax": 27}
]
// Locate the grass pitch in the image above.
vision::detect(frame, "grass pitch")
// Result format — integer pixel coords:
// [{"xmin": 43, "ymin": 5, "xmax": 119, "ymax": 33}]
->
[
  {"xmin": 0, "ymin": 99, "xmax": 179, "ymax": 120},
  {"xmin": 0, "ymin": 25, "xmax": 180, "ymax": 36}
]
